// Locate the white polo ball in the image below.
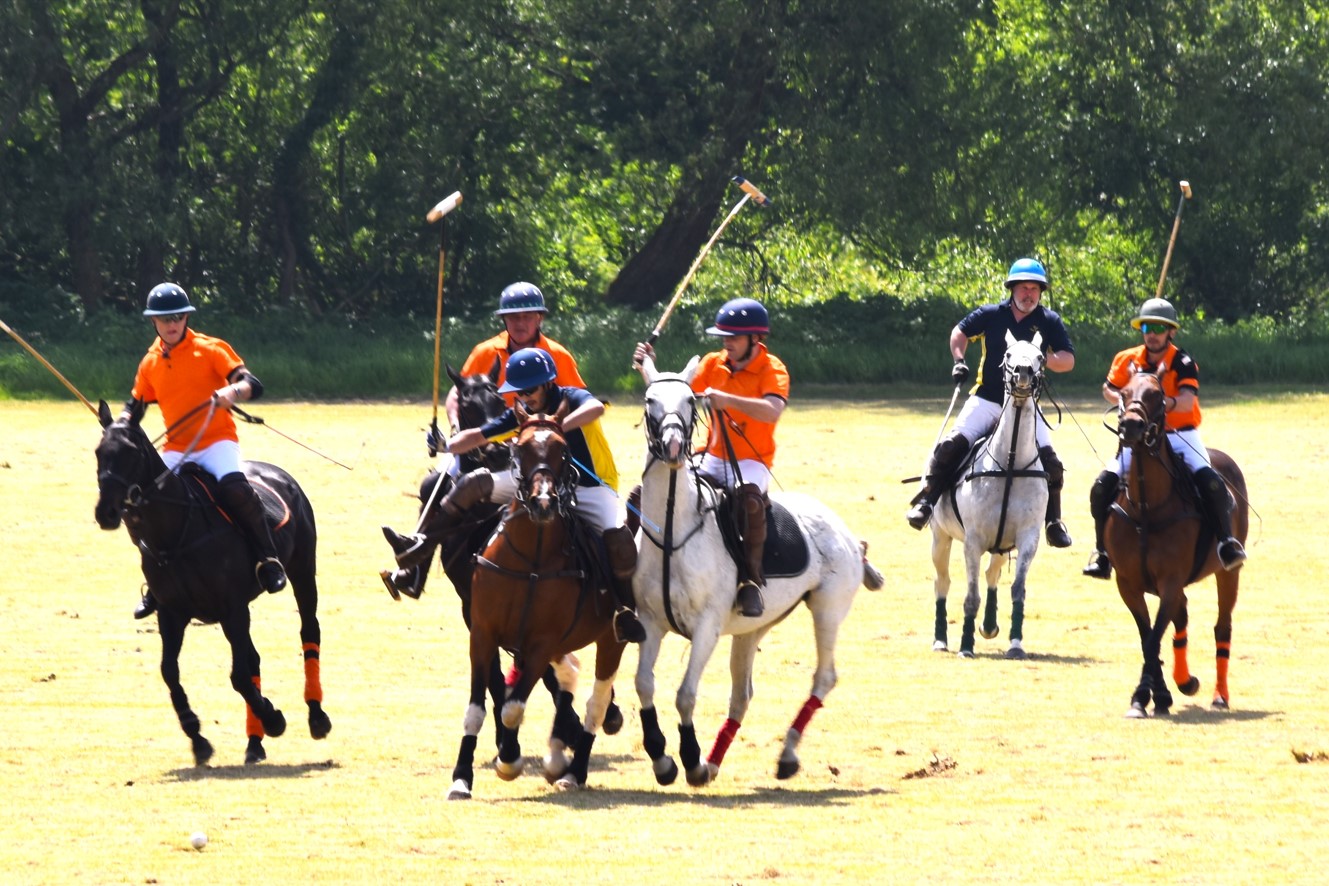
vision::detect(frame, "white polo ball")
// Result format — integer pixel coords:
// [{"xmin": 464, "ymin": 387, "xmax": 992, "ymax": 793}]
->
[{"xmin": 190, "ymin": 832, "xmax": 208, "ymax": 850}]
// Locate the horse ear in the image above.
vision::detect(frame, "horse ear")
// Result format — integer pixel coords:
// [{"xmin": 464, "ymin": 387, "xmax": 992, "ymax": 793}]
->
[
  {"xmin": 488, "ymin": 355, "xmax": 503, "ymax": 385},
  {"xmin": 682, "ymin": 355, "xmax": 701, "ymax": 383},
  {"xmin": 1031, "ymin": 331, "xmax": 1043, "ymax": 352},
  {"xmin": 553, "ymin": 396, "xmax": 572, "ymax": 426},
  {"xmin": 1004, "ymin": 329, "xmax": 1017, "ymax": 350},
  {"xmin": 446, "ymin": 364, "xmax": 463, "ymax": 387},
  {"xmin": 98, "ymin": 400, "xmax": 113, "ymax": 428}
]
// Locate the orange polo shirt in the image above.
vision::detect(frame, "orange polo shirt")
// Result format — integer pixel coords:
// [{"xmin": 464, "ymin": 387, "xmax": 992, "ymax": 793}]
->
[
  {"xmin": 1106, "ymin": 342, "xmax": 1202, "ymax": 431},
  {"xmin": 131, "ymin": 328, "xmax": 244, "ymax": 453},
  {"xmin": 691, "ymin": 343, "xmax": 790, "ymax": 467},
  {"xmin": 461, "ymin": 331, "xmax": 585, "ymax": 407}
]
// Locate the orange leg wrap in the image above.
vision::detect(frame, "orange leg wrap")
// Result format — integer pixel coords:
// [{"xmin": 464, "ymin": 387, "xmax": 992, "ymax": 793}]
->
[
  {"xmin": 303, "ymin": 643, "xmax": 323, "ymax": 703},
  {"xmin": 1215, "ymin": 641, "xmax": 1231, "ymax": 702},
  {"xmin": 246, "ymin": 675, "xmax": 263, "ymax": 738},
  {"xmin": 1171, "ymin": 629, "xmax": 1191, "ymax": 688}
]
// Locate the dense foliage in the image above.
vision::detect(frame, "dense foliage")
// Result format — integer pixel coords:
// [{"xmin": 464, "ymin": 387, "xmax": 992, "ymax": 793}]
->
[{"xmin": 2, "ymin": 1, "xmax": 1327, "ymax": 338}]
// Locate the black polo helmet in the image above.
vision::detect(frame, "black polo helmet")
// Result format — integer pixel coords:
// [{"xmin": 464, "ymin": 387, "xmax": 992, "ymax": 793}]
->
[{"xmin": 142, "ymin": 283, "xmax": 195, "ymax": 317}]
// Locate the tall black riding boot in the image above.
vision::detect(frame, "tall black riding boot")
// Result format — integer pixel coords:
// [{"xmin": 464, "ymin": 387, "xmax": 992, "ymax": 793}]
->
[
  {"xmin": 1082, "ymin": 469, "xmax": 1120, "ymax": 579},
  {"xmin": 1194, "ymin": 466, "xmax": 1248, "ymax": 571},
  {"xmin": 906, "ymin": 432, "xmax": 971, "ymax": 530},
  {"xmin": 602, "ymin": 526, "xmax": 645, "ymax": 643},
  {"xmin": 382, "ymin": 468, "xmax": 494, "ymax": 569},
  {"xmin": 217, "ymin": 473, "xmax": 287, "ymax": 593},
  {"xmin": 735, "ymin": 484, "xmax": 768, "ymax": 618},
  {"xmin": 1039, "ymin": 445, "xmax": 1073, "ymax": 548}
]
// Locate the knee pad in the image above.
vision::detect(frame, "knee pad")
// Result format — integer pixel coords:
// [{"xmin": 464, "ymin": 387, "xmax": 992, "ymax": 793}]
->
[{"xmin": 1088, "ymin": 470, "xmax": 1119, "ymax": 520}]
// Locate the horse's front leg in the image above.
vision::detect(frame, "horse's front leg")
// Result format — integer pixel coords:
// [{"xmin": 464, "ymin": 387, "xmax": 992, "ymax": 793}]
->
[
  {"xmin": 448, "ymin": 648, "xmax": 493, "ymax": 800},
  {"xmin": 158, "ymin": 609, "xmax": 213, "ymax": 766},
  {"xmin": 543, "ymin": 654, "xmax": 582, "ymax": 783},
  {"xmin": 1128, "ymin": 587, "xmax": 1180, "ymax": 718},
  {"xmin": 1004, "ymin": 543, "xmax": 1034, "ymax": 659},
  {"xmin": 1170, "ymin": 593, "xmax": 1201, "ymax": 697},
  {"xmin": 678, "ymin": 620, "xmax": 725, "ymax": 787},
  {"xmin": 958, "ymin": 540, "xmax": 985, "ymax": 658},
  {"xmin": 555, "ymin": 636, "xmax": 627, "ymax": 792},
  {"xmin": 930, "ymin": 530, "xmax": 953, "ymax": 651},
  {"xmin": 1117, "ymin": 579, "xmax": 1157, "ymax": 718},
  {"xmin": 981, "ymin": 552, "xmax": 1009, "ymax": 641},
  {"xmin": 634, "ymin": 627, "xmax": 677, "ymax": 785},
  {"xmin": 220, "ymin": 611, "xmax": 285, "ymax": 764}
]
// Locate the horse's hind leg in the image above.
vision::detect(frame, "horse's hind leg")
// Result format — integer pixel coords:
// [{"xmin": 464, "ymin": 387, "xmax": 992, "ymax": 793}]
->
[
  {"xmin": 289, "ymin": 553, "xmax": 331, "ymax": 740},
  {"xmin": 221, "ymin": 614, "xmax": 285, "ymax": 757},
  {"xmin": 699, "ymin": 629, "xmax": 764, "ymax": 785},
  {"xmin": 556, "ymin": 637, "xmax": 626, "ymax": 791},
  {"xmin": 544, "ymin": 655, "xmax": 581, "ymax": 782},
  {"xmin": 1213, "ymin": 573, "xmax": 1240, "ymax": 709},
  {"xmin": 1171, "ymin": 595, "xmax": 1201, "ymax": 697},
  {"xmin": 931, "ymin": 531, "xmax": 953, "ymax": 651},
  {"xmin": 981, "ymin": 553, "xmax": 1008, "ymax": 641},
  {"xmin": 159, "ymin": 612, "xmax": 213, "ymax": 766},
  {"xmin": 958, "ymin": 541, "xmax": 985, "ymax": 658},
  {"xmin": 449, "ymin": 655, "xmax": 493, "ymax": 800}
]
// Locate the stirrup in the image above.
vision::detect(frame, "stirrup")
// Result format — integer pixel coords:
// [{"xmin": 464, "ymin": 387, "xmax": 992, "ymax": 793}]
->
[
  {"xmin": 1082, "ymin": 550, "xmax": 1111, "ymax": 580},
  {"xmin": 736, "ymin": 581, "xmax": 765, "ymax": 618},
  {"xmin": 256, "ymin": 557, "xmax": 287, "ymax": 593},
  {"xmin": 134, "ymin": 592, "xmax": 157, "ymax": 619},
  {"xmin": 906, "ymin": 500, "xmax": 933, "ymax": 531},
  {"xmin": 1218, "ymin": 538, "xmax": 1248, "ymax": 571},
  {"xmin": 613, "ymin": 608, "xmax": 646, "ymax": 644},
  {"xmin": 379, "ymin": 566, "xmax": 424, "ymax": 601},
  {"xmin": 1045, "ymin": 520, "xmax": 1073, "ymax": 549}
]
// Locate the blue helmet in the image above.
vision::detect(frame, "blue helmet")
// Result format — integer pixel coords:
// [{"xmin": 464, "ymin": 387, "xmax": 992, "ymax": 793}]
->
[
  {"xmin": 706, "ymin": 298, "xmax": 770, "ymax": 336},
  {"xmin": 1004, "ymin": 258, "xmax": 1049, "ymax": 291},
  {"xmin": 495, "ymin": 282, "xmax": 548, "ymax": 315},
  {"xmin": 498, "ymin": 348, "xmax": 557, "ymax": 393},
  {"xmin": 142, "ymin": 283, "xmax": 196, "ymax": 317}
]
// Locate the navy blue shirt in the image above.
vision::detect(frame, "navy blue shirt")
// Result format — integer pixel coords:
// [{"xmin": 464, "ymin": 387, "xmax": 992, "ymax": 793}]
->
[
  {"xmin": 958, "ymin": 300, "xmax": 1074, "ymax": 403},
  {"xmin": 480, "ymin": 386, "xmax": 618, "ymax": 489}
]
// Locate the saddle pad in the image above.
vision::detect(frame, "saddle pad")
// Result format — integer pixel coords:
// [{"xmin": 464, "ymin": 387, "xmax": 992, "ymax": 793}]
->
[
  {"xmin": 718, "ymin": 497, "xmax": 811, "ymax": 579},
  {"xmin": 180, "ymin": 464, "xmax": 291, "ymax": 531}
]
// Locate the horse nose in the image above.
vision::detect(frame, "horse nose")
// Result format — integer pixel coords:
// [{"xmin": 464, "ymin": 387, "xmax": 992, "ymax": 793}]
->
[{"xmin": 94, "ymin": 500, "xmax": 122, "ymax": 530}]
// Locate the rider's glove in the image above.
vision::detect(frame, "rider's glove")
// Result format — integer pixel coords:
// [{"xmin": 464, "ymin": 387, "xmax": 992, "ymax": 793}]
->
[
  {"xmin": 425, "ymin": 427, "xmax": 444, "ymax": 458},
  {"xmin": 951, "ymin": 361, "xmax": 970, "ymax": 384}
]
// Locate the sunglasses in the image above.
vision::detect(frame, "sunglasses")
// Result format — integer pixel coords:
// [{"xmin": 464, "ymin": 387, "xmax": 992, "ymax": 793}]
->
[
  {"xmin": 516, "ymin": 387, "xmax": 541, "ymax": 398},
  {"xmin": 1139, "ymin": 322, "xmax": 1173, "ymax": 335},
  {"xmin": 158, "ymin": 313, "xmax": 189, "ymax": 323}
]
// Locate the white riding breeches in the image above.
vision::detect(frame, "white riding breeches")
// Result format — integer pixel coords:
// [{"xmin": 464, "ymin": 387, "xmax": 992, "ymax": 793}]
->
[
  {"xmin": 1113, "ymin": 427, "xmax": 1213, "ymax": 475},
  {"xmin": 697, "ymin": 453, "xmax": 772, "ymax": 493},
  {"xmin": 487, "ymin": 468, "xmax": 620, "ymax": 534},
  {"xmin": 953, "ymin": 395, "xmax": 1053, "ymax": 450},
  {"xmin": 161, "ymin": 439, "xmax": 243, "ymax": 480}
]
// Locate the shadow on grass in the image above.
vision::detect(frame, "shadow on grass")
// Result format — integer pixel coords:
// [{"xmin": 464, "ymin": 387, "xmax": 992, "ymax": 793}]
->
[
  {"xmin": 163, "ymin": 758, "xmax": 340, "ymax": 781},
  {"xmin": 1157, "ymin": 706, "xmax": 1275, "ymax": 725},
  {"xmin": 930, "ymin": 649, "xmax": 1102, "ymax": 665},
  {"xmin": 503, "ymin": 782, "xmax": 895, "ymax": 810}
]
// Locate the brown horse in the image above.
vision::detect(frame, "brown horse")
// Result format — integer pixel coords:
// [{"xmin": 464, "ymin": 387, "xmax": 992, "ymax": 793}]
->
[
  {"xmin": 446, "ymin": 402, "xmax": 626, "ymax": 799},
  {"xmin": 1106, "ymin": 371, "xmax": 1249, "ymax": 718}
]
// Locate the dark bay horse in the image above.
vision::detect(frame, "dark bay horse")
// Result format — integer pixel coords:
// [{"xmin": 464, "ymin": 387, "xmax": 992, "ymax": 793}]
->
[
  {"xmin": 1107, "ymin": 372, "xmax": 1249, "ymax": 717},
  {"xmin": 446, "ymin": 404, "xmax": 626, "ymax": 799},
  {"xmin": 94, "ymin": 400, "xmax": 330, "ymax": 765}
]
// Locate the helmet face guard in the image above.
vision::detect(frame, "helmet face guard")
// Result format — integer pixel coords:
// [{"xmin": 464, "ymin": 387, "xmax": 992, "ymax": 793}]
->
[
  {"xmin": 1004, "ymin": 258, "xmax": 1049, "ymax": 291},
  {"xmin": 495, "ymin": 282, "xmax": 548, "ymax": 316},
  {"xmin": 706, "ymin": 298, "xmax": 769, "ymax": 336},
  {"xmin": 498, "ymin": 347, "xmax": 558, "ymax": 393},
  {"xmin": 143, "ymin": 283, "xmax": 195, "ymax": 317}
]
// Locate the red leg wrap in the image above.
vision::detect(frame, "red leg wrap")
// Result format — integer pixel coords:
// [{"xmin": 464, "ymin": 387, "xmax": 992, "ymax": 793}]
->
[
  {"xmin": 707, "ymin": 718, "xmax": 741, "ymax": 767},
  {"xmin": 791, "ymin": 695, "xmax": 824, "ymax": 734}
]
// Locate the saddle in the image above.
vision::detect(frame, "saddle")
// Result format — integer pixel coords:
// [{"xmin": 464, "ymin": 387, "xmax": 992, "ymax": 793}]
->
[
  {"xmin": 715, "ymin": 489, "xmax": 811, "ymax": 580},
  {"xmin": 177, "ymin": 463, "xmax": 290, "ymax": 530}
]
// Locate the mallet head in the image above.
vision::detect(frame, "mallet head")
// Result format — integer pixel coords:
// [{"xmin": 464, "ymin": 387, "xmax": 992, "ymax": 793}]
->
[
  {"xmin": 731, "ymin": 176, "xmax": 772, "ymax": 208},
  {"xmin": 1179, "ymin": 180, "xmax": 1192, "ymax": 199},
  {"xmin": 427, "ymin": 191, "xmax": 463, "ymax": 223}
]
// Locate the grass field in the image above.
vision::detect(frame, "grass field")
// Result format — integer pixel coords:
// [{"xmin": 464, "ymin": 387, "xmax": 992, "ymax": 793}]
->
[{"xmin": 3, "ymin": 390, "xmax": 1329, "ymax": 884}]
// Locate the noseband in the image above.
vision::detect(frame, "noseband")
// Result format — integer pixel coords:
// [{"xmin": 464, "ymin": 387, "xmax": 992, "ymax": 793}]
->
[{"xmin": 1002, "ymin": 348, "xmax": 1045, "ymax": 402}]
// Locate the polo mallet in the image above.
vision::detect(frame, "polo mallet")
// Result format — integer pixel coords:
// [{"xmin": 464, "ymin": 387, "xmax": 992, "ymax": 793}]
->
[
  {"xmin": 1154, "ymin": 180, "xmax": 1192, "ymax": 299},
  {"xmin": 0, "ymin": 317, "xmax": 97, "ymax": 415},
  {"xmin": 425, "ymin": 191, "xmax": 463, "ymax": 455},
  {"xmin": 634, "ymin": 175, "xmax": 772, "ymax": 367}
]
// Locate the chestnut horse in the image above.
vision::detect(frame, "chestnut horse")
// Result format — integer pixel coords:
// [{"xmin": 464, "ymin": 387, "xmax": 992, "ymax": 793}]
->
[
  {"xmin": 446, "ymin": 404, "xmax": 625, "ymax": 798},
  {"xmin": 1107, "ymin": 371, "xmax": 1249, "ymax": 717},
  {"xmin": 94, "ymin": 400, "xmax": 330, "ymax": 765}
]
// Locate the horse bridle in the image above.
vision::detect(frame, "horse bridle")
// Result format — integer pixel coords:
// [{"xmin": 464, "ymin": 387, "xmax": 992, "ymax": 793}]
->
[
  {"xmin": 643, "ymin": 377, "xmax": 700, "ymax": 466},
  {"xmin": 512, "ymin": 416, "xmax": 578, "ymax": 512},
  {"xmin": 1118, "ymin": 375, "xmax": 1166, "ymax": 453}
]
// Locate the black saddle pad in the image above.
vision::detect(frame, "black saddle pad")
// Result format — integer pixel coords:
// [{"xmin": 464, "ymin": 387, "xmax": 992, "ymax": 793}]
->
[
  {"xmin": 718, "ymin": 496, "xmax": 811, "ymax": 580},
  {"xmin": 178, "ymin": 463, "xmax": 287, "ymax": 528}
]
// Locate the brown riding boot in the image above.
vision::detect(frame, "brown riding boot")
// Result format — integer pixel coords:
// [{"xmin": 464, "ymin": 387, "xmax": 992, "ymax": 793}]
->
[
  {"xmin": 906, "ymin": 432, "xmax": 970, "ymax": 530},
  {"xmin": 602, "ymin": 526, "xmax": 645, "ymax": 643},
  {"xmin": 382, "ymin": 469, "xmax": 494, "ymax": 569},
  {"xmin": 217, "ymin": 473, "xmax": 287, "ymax": 593},
  {"xmin": 736, "ymin": 483, "xmax": 767, "ymax": 618}
]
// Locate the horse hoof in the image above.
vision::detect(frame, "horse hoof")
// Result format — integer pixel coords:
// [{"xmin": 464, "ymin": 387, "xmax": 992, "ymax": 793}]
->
[
  {"xmin": 980, "ymin": 626, "xmax": 999, "ymax": 640},
  {"xmin": 192, "ymin": 736, "xmax": 215, "ymax": 767},
  {"xmin": 1154, "ymin": 704, "xmax": 1172, "ymax": 717},
  {"xmin": 932, "ymin": 640, "xmax": 948, "ymax": 652},
  {"xmin": 543, "ymin": 753, "xmax": 571, "ymax": 784},
  {"xmin": 685, "ymin": 764, "xmax": 715, "ymax": 787},
  {"xmin": 261, "ymin": 708, "xmax": 286, "ymax": 738},
  {"xmin": 654, "ymin": 758, "xmax": 679, "ymax": 786},
  {"xmin": 776, "ymin": 758, "xmax": 800, "ymax": 780},
  {"xmin": 1212, "ymin": 696, "xmax": 1230, "ymax": 711},
  {"xmin": 603, "ymin": 703, "xmax": 624, "ymax": 736},
  {"xmin": 447, "ymin": 779, "xmax": 472, "ymax": 800},
  {"xmin": 957, "ymin": 649, "xmax": 976, "ymax": 659},
  {"xmin": 1177, "ymin": 676, "xmax": 1201, "ymax": 697},
  {"xmin": 308, "ymin": 702, "xmax": 332, "ymax": 739},
  {"xmin": 1004, "ymin": 646, "xmax": 1027, "ymax": 660},
  {"xmin": 495, "ymin": 756, "xmax": 524, "ymax": 781},
  {"xmin": 245, "ymin": 738, "xmax": 266, "ymax": 765},
  {"xmin": 1125, "ymin": 703, "xmax": 1149, "ymax": 719},
  {"xmin": 554, "ymin": 774, "xmax": 584, "ymax": 792}
]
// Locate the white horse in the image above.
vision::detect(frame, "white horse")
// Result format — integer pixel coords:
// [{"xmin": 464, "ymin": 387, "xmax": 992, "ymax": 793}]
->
[
  {"xmin": 930, "ymin": 332, "xmax": 1049, "ymax": 659},
  {"xmin": 632, "ymin": 357, "xmax": 884, "ymax": 786}
]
